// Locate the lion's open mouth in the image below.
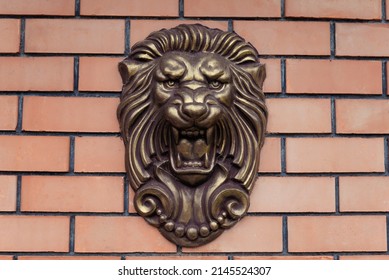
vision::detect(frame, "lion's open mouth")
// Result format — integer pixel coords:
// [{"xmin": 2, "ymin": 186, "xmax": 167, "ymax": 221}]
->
[{"xmin": 169, "ymin": 126, "xmax": 216, "ymax": 174}]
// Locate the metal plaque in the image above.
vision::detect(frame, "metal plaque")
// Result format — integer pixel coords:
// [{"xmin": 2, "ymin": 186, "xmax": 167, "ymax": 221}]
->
[{"xmin": 118, "ymin": 24, "xmax": 267, "ymax": 247}]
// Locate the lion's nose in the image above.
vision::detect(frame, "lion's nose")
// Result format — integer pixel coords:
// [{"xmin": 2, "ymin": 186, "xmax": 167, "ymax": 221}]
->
[{"xmin": 182, "ymin": 103, "xmax": 207, "ymax": 119}]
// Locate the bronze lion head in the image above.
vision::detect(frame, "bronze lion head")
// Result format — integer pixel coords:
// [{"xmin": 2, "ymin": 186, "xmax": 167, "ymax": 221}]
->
[{"xmin": 118, "ymin": 24, "xmax": 267, "ymax": 247}]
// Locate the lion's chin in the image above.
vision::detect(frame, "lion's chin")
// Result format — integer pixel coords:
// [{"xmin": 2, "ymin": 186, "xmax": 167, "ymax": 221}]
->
[{"xmin": 169, "ymin": 126, "xmax": 216, "ymax": 186}]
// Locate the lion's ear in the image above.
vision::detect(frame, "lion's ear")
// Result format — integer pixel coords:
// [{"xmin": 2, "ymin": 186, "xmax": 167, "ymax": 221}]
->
[
  {"xmin": 241, "ymin": 63, "xmax": 266, "ymax": 89},
  {"xmin": 118, "ymin": 59, "xmax": 144, "ymax": 84}
]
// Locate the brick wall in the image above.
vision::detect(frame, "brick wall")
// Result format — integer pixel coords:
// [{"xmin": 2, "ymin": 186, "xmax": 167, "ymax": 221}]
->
[{"xmin": 0, "ymin": 0, "xmax": 388, "ymax": 260}]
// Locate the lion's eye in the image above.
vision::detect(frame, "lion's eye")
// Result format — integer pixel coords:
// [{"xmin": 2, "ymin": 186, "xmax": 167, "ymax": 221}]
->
[
  {"xmin": 163, "ymin": 80, "xmax": 178, "ymax": 88},
  {"xmin": 209, "ymin": 80, "xmax": 223, "ymax": 90}
]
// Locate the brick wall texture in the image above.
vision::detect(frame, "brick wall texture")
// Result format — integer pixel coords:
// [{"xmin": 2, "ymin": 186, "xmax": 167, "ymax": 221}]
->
[{"xmin": 0, "ymin": 0, "xmax": 388, "ymax": 260}]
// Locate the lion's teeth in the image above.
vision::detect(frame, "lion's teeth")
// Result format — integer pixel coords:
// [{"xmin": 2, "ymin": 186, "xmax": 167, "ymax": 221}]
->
[
  {"xmin": 182, "ymin": 161, "xmax": 203, "ymax": 167},
  {"xmin": 179, "ymin": 129, "xmax": 205, "ymax": 139}
]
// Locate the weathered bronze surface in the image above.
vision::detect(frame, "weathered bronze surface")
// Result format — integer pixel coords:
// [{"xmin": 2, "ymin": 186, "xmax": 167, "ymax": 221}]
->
[{"xmin": 118, "ymin": 24, "xmax": 267, "ymax": 247}]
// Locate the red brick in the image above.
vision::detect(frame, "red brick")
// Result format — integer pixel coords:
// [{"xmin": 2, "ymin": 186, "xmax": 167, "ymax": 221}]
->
[
  {"xmin": 74, "ymin": 137, "xmax": 125, "ymax": 173},
  {"xmin": 0, "ymin": 0, "xmax": 74, "ymax": 15},
  {"xmin": 0, "ymin": 57, "xmax": 73, "ymax": 91},
  {"xmin": 340, "ymin": 177, "xmax": 389, "ymax": 212},
  {"xmin": 234, "ymin": 21, "xmax": 330, "ymax": 55},
  {"xmin": 286, "ymin": 138, "xmax": 385, "ymax": 173},
  {"xmin": 183, "ymin": 217, "xmax": 282, "ymax": 253},
  {"xmin": 337, "ymin": 100, "xmax": 389, "ymax": 134},
  {"xmin": 128, "ymin": 187, "xmax": 136, "ymax": 213},
  {"xmin": 81, "ymin": 0, "xmax": 178, "ymax": 16},
  {"xmin": 288, "ymin": 216, "xmax": 387, "ymax": 252},
  {"xmin": 19, "ymin": 256, "xmax": 121, "ymax": 260},
  {"xmin": 130, "ymin": 20, "xmax": 228, "ymax": 47},
  {"xmin": 261, "ymin": 59, "xmax": 281, "ymax": 93},
  {"xmin": 0, "ymin": 136, "xmax": 69, "ymax": 172},
  {"xmin": 340, "ymin": 255, "xmax": 389, "ymax": 260},
  {"xmin": 285, "ymin": 0, "xmax": 381, "ymax": 19},
  {"xmin": 0, "ymin": 176, "xmax": 17, "ymax": 211},
  {"xmin": 0, "ymin": 216, "xmax": 69, "ymax": 252},
  {"xmin": 25, "ymin": 19, "xmax": 125, "ymax": 54},
  {"xmin": 250, "ymin": 177, "xmax": 335, "ymax": 212},
  {"xmin": 23, "ymin": 96, "xmax": 119, "ymax": 132},
  {"xmin": 337, "ymin": 23, "xmax": 389, "ymax": 57},
  {"xmin": 286, "ymin": 59, "xmax": 382, "ymax": 94},
  {"xmin": 267, "ymin": 98, "xmax": 331, "ymax": 133},
  {"xmin": 234, "ymin": 255, "xmax": 333, "ymax": 260},
  {"xmin": 185, "ymin": 0, "xmax": 280, "ymax": 17},
  {"xmin": 0, "ymin": 19, "xmax": 20, "ymax": 53},
  {"xmin": 79, "ymin": 57, "xmax": 123, "ymax": 92},
  {"xmin": 126, "ymin": 256, "xmax": 227, "ymax": 260},
  {"xmin": 21, "ymin": 176, "xmax": 124, "ymax": 213},
  {"xmin": 75, "ymin": 216, "xmax": 176, "ymax": 253},
  {"xmin": 258, "ymin": 138, "xmax": 281, "ymax": 173},
  {"xmin": 0, "ymin": 96, "xmax": 18, "ymax": 131}
]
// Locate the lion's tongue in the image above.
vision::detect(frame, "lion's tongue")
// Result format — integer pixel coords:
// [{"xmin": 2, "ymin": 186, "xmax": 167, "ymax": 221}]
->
[{"xmin": 176, "ymin": 139, "xmax": 209, "ymax": 167}]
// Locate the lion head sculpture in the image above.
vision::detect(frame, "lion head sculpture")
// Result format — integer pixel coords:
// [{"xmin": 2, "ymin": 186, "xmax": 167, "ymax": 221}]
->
[{"xmin": 118, "ymin": 24, "xmax": 267, "ymax": 247}]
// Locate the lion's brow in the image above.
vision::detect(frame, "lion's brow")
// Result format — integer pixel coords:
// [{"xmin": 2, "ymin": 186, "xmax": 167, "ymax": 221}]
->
[
  {"xmin": 200, "ymin": 67, "xmax": 225, "ymax": 80},
  {"xmin": 161, "ymin": 66, "xmax": 186, "ymax": 80}
]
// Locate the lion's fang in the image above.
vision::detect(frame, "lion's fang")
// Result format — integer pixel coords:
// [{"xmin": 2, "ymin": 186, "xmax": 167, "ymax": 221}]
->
[
  {"xmin": 172, "ymin": 128, "xmax": 179, "ymax": 144},
  {"xmin": 177, "ymin": 153, "xmax": 182, "ymax": 168},
  {"xmin": 206, "ymin": 127, "xmax": 214, "ymax": 145},
  {"xmin": 204, "ymin": 152, "xmax": 210, "ymax": 168}
]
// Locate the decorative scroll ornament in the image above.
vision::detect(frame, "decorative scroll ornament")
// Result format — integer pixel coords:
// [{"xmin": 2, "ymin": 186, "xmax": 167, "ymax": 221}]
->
[{"xmin": 118, "ymin": 24, "xmax": 267, "ymax": 247}]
